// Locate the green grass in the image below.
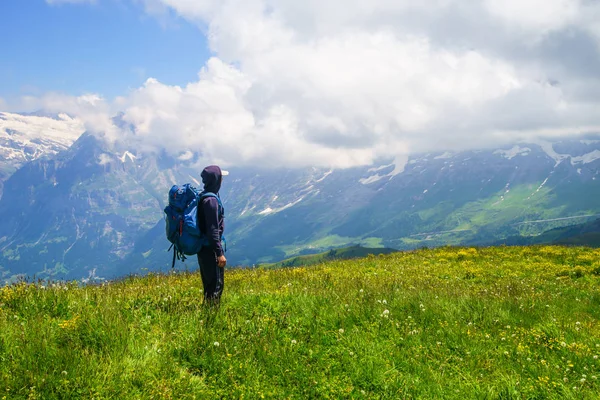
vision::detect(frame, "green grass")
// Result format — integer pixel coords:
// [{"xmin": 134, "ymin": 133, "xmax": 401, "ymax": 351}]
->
[{"xmin": 2, "ymin": 246, "xmax": 600, "ymax": 398}]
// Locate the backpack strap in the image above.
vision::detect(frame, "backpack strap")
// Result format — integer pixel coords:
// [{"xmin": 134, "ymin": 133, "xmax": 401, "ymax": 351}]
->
[
  {"xmin": 198, "ymin": 192, "xmax": 227, "ymax": 252},
  {"xmin": 199, "ymin": 191, "xmax": 223, "ymax": 208},
  {"xmin": 168, "ymin": 243, "xmax": 187, "ymax": 268},
  {"xmin": 199, "ymin": 192, "xmax": 225, "ymax": 218},
  {"xmin": 171, "ymin": 244, "xmax": 177, "ymax": 269}
]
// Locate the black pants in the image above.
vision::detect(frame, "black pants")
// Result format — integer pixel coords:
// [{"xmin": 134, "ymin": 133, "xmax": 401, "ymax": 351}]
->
[{"xmin": 197, "ymin": 247, "xmax": 224, "ymax": 305}]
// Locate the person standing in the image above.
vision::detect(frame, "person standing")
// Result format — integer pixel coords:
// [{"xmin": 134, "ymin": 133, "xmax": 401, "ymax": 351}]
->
[{"xmin": 197, "ymin": 165, "xmax": 228, "ymax": 306}]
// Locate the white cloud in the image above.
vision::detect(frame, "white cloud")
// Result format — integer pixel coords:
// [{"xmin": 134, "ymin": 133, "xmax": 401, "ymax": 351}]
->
[
  {"xmin": 12, "ymin": 0, "xmax": 600, "ymax": 168},
  {"xmin": 11, "ymin": 92, "xmax": 117, "ymax": 140},
  {"xmin": 115, "ymin": 59, "xmax": 380, "ymax": 167},
  {"xmin": 126, "ymin": 0, "xmax": 600, "ymax": 165},
  {"xmin": 483, "ymin": 0, "xmax": 580, "ymax": 34},
  {"xmin": 98, "ymin": 153, "xmax": 113, "ymax": 165}
]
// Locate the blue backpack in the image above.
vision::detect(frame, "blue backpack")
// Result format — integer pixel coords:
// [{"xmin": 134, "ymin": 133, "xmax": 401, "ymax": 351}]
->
[{"xmin": 164, "ymin": 184, "xmax": 224, "ymax": 267}]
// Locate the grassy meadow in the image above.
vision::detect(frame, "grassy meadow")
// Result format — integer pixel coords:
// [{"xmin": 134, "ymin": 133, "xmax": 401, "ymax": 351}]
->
[{"xmin": 1, "ymin": 246, "xmax": 600, "ymax": 399}]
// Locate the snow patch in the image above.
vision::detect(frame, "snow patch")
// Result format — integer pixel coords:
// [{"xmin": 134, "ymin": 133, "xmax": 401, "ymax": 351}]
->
[
  {"xmin": 258, "ymin": 197, "xmax": 304, "ymax": 215},
  {"xmin": 360, "ymin": 156, "xmax": 407, "ymax": 185},
  {"xmin": 368, "ymin": 164, "xmax": 392, "ymax": 173},
  {"xmin": 240, "ymin": 204, "xmax": 256, "ymax": 217},
  {"xmin": 494, "ymin": 146, "xmax": 531, "ymax": 160},
  {"xmin": 528, "ymin": 177, "xmax": 549, "ymax": 199},
  {"xmin": 280, "ymin": 198, "xmax": 304, "ymax": 211},
  {"xmin": 434, "ymin": 151, "xmax": 453, "ymax": 160},
  {"xmin": 390, "ymin": 156, "xmax": 408, "ymax": 176},
  {"xmin": 178, "ymin": 151, "xmax": 194, "ymax": 161},
  {"xmin": 570, "ymin": 150, "xmax": 600, "ymax": 165},
  {"xmin": 359, "ymin": 174, "xmax": 385, "ymax": 185},
  {"xmin": 258, "ymin": 197, "xmax": 305, "ymax": 215},
  {"xmin": 120, "ymin": 151, "xmax": 136, "ymax": 163},
  {"xmin": 532, "ymin": 140, "xmax": 568, "ymax": 166},
  {"xmin": 314, "ymin": 169, "xmax": 333, "ymax": 183},
  {"xmin": 529, "ymin": 139, "xmax": 600, "ymax": 166}
]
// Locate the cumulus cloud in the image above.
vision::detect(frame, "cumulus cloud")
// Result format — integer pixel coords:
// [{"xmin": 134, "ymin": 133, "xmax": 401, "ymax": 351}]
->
[
  {"xmin": 114, "ymin": 59, "xmax": 380, "ymax": 167},
  {"xmin": 17, "ymin": 0, "xmax": 600, "ymax": 167},
  {"xmin": 127, "ymin": 0, "xmax": 600, "ymax": 164},
  {"xmin": 12, "ymin": 92, "xmax": 117, "ymax": 139}
]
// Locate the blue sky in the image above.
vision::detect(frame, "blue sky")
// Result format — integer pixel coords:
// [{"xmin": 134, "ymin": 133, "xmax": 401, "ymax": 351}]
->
[{"xmin": 0, "ymin": 0, "xmax": 210, "ymax": 100}]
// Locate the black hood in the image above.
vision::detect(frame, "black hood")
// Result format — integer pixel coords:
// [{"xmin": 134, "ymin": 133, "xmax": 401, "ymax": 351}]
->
[{"xmin": 201, "ymin": 165, "xmax": 223, "ymax": 194}]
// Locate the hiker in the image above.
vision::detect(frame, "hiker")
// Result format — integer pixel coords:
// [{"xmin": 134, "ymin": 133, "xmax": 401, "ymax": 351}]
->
[{"xmin": 197, "ymin": 165, "xmax": 228, "ymax": 305}]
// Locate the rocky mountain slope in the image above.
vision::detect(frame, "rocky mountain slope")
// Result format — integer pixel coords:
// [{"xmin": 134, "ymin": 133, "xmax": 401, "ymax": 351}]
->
[{"xmin": 0, "ymin": 125, "xmax": 599, "ymax": 282}]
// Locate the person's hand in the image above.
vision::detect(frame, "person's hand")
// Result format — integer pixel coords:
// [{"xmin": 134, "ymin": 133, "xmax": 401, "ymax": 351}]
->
[{"xmin": 217, "ymin": 255, "xmax": 227, "ymax": 268}]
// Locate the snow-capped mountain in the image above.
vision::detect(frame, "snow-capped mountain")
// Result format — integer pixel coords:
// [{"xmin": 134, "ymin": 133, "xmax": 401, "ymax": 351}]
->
[
  {"xmin": 0, "ymin": 120, "xmax": 599, "ymax": 282},
  {"xmin": 117, "ymin": 135, "xmax": 600, "ymax": 273},
  {"xmin": 0, "ymin": 112, "xmax": 85, "ymax": 197}
]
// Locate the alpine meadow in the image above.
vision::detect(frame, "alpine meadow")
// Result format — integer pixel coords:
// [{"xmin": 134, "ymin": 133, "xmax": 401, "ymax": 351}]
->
[{"xmin": 2, "ymin": 246, "xmax": 600, "ymax": 398}]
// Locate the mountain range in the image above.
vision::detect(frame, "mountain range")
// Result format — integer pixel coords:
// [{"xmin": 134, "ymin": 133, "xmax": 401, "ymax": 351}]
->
[{"xmin": 0, "ymin": 112, "xmax": 599, "ymax": 283}]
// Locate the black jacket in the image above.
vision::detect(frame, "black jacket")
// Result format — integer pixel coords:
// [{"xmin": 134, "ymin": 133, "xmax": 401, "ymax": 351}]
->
[{"xmin": 198, "ymin": 165, "xmax": 225, "ymax": 257}]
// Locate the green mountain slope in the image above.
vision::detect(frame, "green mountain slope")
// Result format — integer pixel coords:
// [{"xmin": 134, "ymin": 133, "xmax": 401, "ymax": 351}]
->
[
  {"xmin": 2, "ymin": 135, "xmax": 600, "ymax": 282},
  {"xmin": 499, "ymin": 217, "xmax": 600, "ymax": 247},
  {"xmin": 259, "ymin": 244, "xmax": 398, "ymax": 268},
  {"xmin": 2, "ymin": 246, "xmax": 600, "ymax": 398}
]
